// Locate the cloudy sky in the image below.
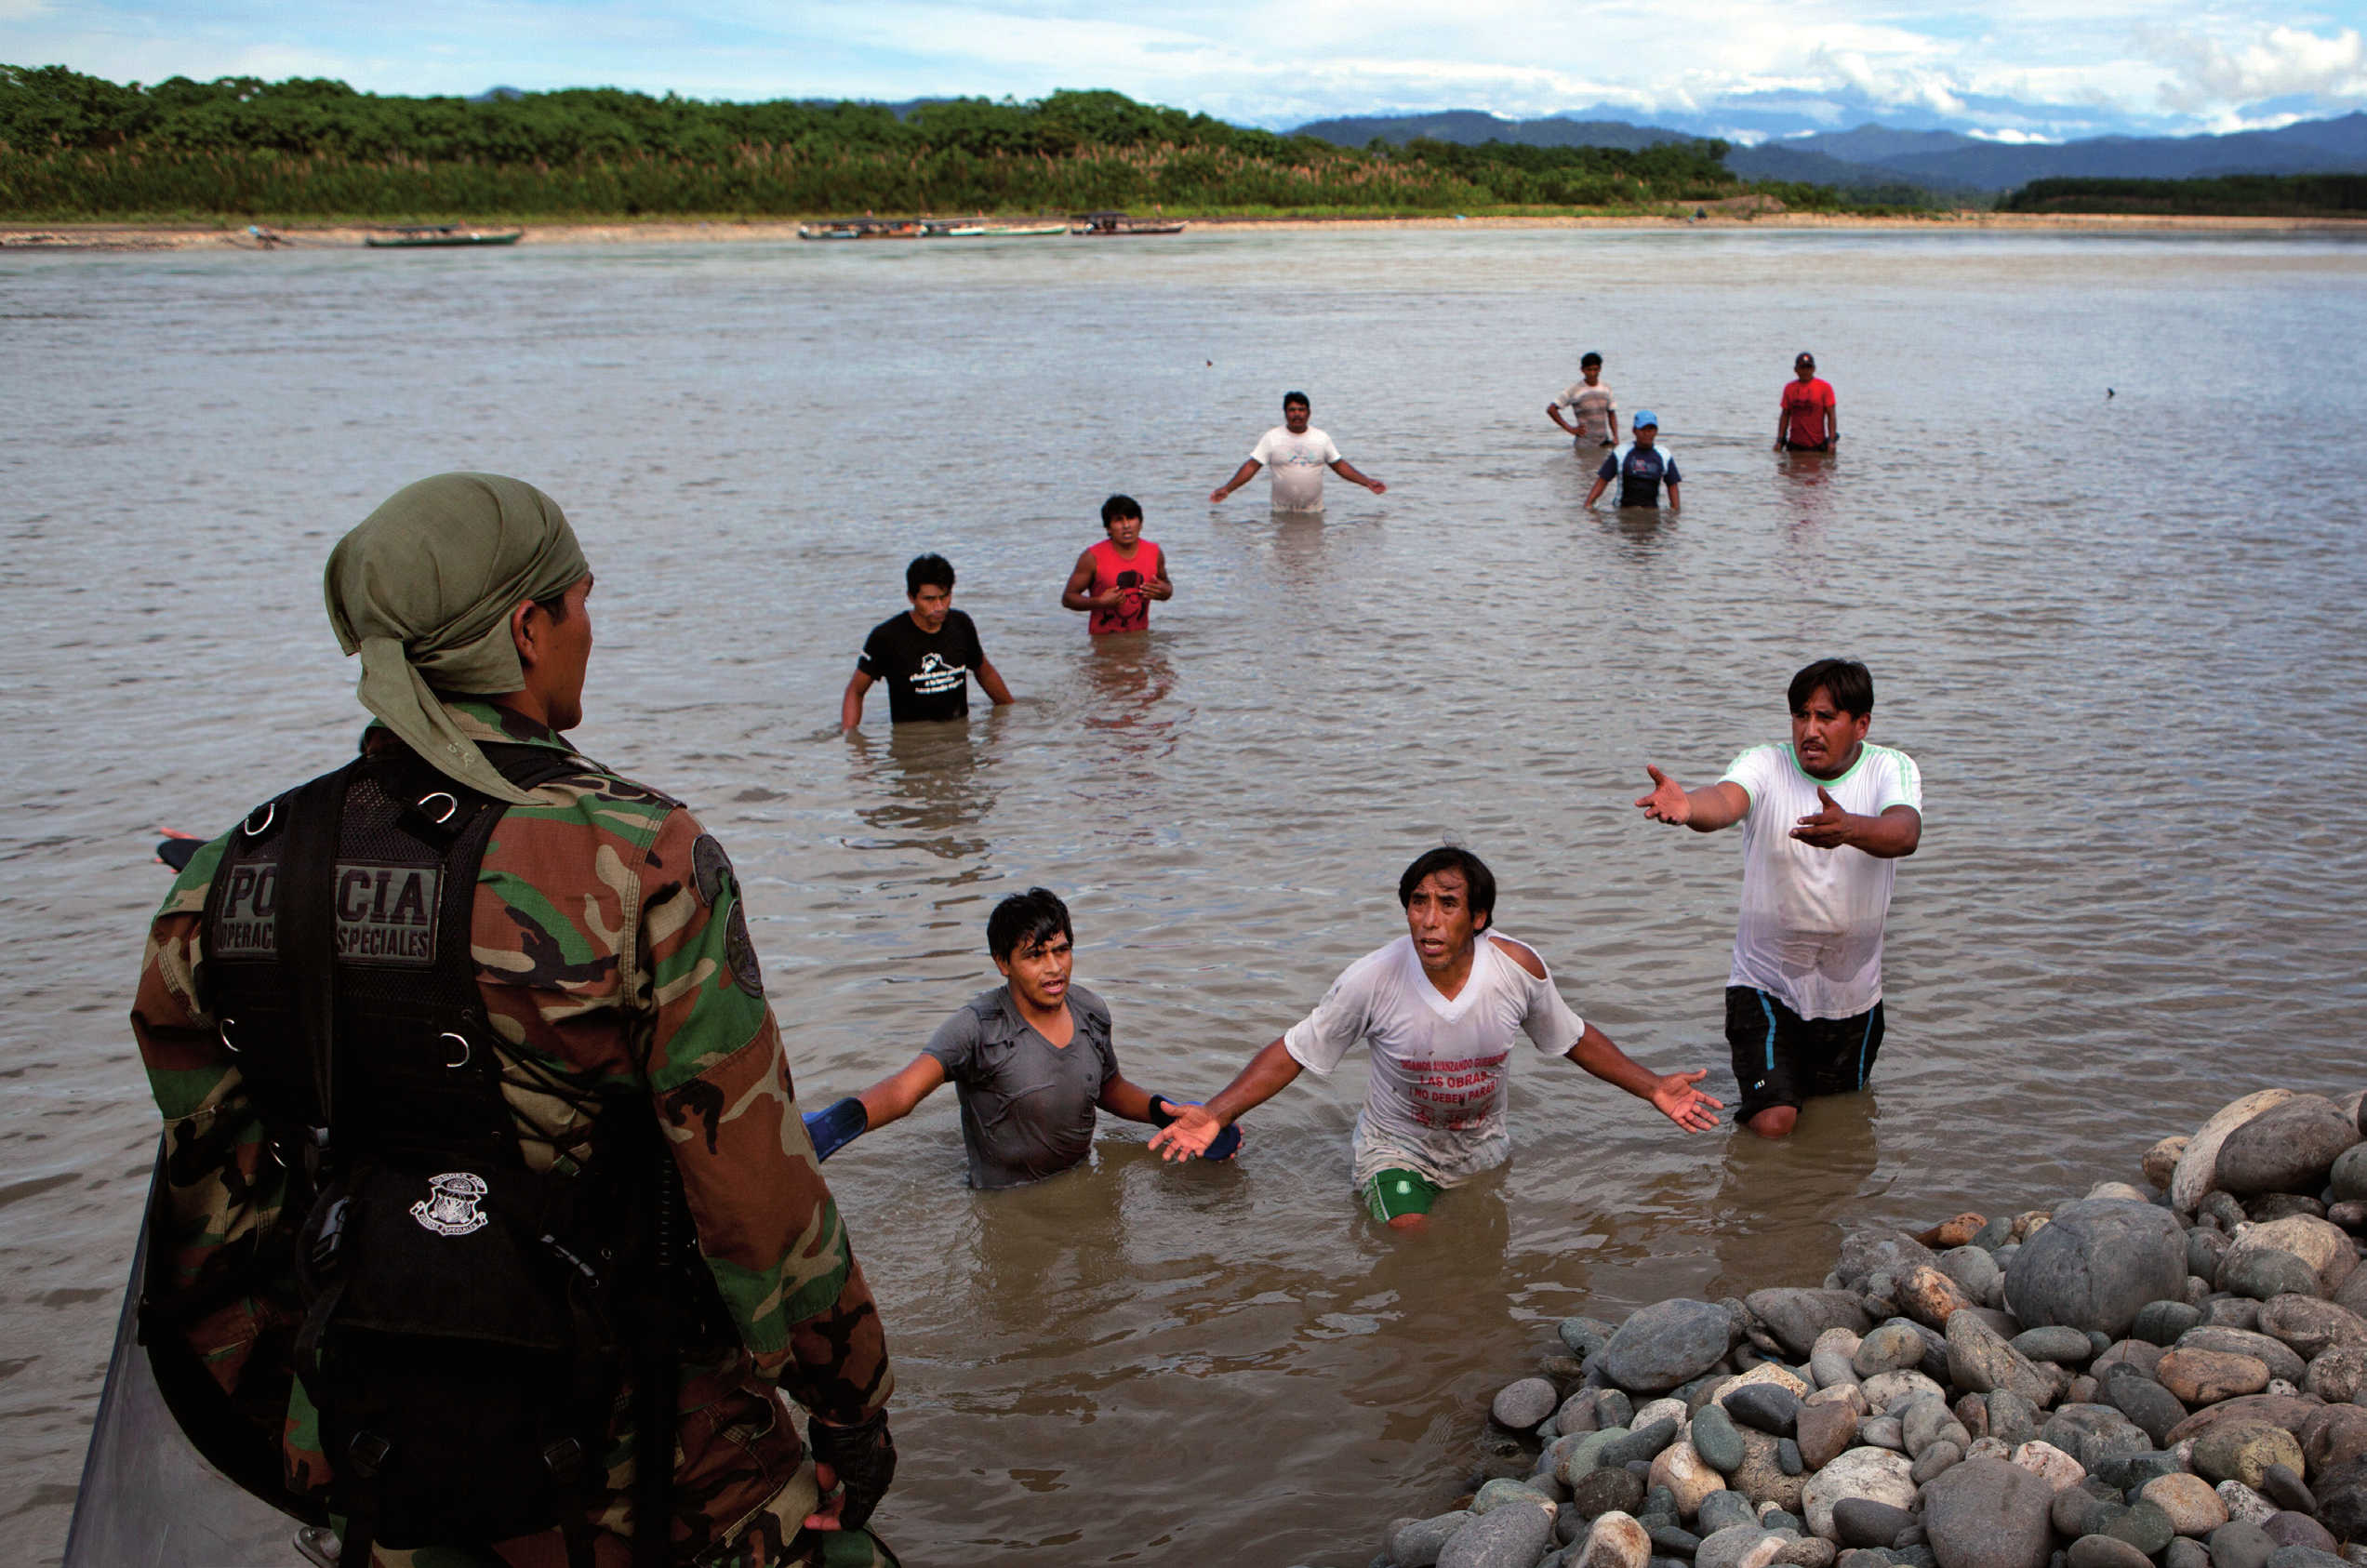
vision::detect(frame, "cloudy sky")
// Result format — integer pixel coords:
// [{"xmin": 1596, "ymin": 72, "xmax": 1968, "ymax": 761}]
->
[{"xmin": 6, "ymin": 0, "xmax": 2365, "ymax": 141}]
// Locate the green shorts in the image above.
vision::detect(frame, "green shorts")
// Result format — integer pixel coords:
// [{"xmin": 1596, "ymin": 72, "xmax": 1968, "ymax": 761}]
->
[{"xmin": 1362, "ymin": 1167, "xmax": 1442, "ymax": 1222}]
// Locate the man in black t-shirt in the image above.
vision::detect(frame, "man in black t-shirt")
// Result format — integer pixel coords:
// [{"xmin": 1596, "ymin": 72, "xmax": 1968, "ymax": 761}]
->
[
  {"xmin": 1584, "ymin": 409, "xmax": 1682, "ymax": 512},
  {"xmin": 841, "ymin": 552, "xmax": 1016, "ymax": 727}
]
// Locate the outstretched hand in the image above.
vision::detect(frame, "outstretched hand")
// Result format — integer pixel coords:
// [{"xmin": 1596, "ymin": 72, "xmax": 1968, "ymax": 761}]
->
[
  {"xmin": 1649, "ymin": 1069, "xmax": 1723, "ymax": 1132},
  {"xmin": 1634, "ymin": 764, "xmax": 1691, "ymax": 825},
  {"xmin": 1149, "ymin": 1105, "xmax": 1225, "ymax": 1161},
  {"xmin": 1789, "ymin": 787, "xmax": 1855, "ymax": 849}
]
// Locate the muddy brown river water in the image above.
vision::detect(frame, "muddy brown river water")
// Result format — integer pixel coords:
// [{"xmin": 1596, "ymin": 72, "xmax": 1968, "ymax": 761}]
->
[{"xmin": 4, "ymin": 225, "xmax": 2366, "ymax": 1566}]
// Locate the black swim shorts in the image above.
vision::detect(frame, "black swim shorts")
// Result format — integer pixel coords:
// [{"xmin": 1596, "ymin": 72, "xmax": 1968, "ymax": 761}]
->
[
  {"xmin": 1724, "ymin": 986, "xmax": 1884, "ymax": 1124},
  {"xmin": 1782, "ymin": 441, "xmax": 1832, "ymax": 453}
]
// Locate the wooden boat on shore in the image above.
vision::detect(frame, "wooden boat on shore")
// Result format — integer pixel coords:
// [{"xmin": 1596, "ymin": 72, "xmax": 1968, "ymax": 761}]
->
[
  {"xmin": 1070, "ymin": 211, "xmax": 1187, "ymax": 236},
  {"xmin": 796, "ymin": 218, "xmax": 923, "ymax": 241},
  {"xmin": 920, "ymin": 218, "xmax": 1069, "ymax": 238},
  {"xmin": 364, "ymin": 225, "xmax": 523, "ymax": 248}
]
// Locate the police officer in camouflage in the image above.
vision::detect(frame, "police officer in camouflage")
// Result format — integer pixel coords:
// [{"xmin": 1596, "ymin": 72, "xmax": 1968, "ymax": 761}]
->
[{"xmin": 131, "ymin": 474, "xmax": 898, "ymax": 1566}]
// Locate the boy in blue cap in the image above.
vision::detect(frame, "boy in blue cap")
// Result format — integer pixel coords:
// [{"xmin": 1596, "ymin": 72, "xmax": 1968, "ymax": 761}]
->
[{"xmin": 1586, "ymin": 410, "xmax": 1682, "ymax": 512}]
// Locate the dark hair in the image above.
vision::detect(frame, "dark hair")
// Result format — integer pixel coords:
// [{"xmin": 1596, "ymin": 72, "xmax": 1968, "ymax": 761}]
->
[
  {"xmin": 1580, "ymin": 352, "xmax": 1602, "ymax": 366},
  {"xmin": 905, "ymin": 553, "xmax": 956, "ymax": 595},
  {"xmin": 988, "ymin": 886, "xmax": 1073, "ymax": 963},
  {"xmin": 1282, "ymin": 391, "xmax": 1310, "ymax": 410},
  {"xmin": 1100, "ymin": 494, "xmax": 1142, "ymax": 527},
  {"xmin": 1397, "ymin": 846, "xmax": 1496, "ymax": 930},
  {"xmin": 1789, "ymin": 658, "xmax": 1873, "ymax": 717}
]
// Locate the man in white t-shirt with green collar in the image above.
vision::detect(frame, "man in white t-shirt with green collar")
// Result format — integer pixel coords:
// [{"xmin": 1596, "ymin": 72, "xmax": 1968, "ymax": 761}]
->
[
  {"xmin": 1635, "ymin": 658, "xmax": 1923, "ymax": 1139},
  {"xmin": 1147, "ymin": 846, "xmax": 1722, "ymax": 1227}
]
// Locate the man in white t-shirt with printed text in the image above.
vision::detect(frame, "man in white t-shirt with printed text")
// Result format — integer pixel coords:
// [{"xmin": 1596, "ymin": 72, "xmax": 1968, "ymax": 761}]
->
[
  {"xmin": 1147, "ymin": 846, "xmax": 1722, "ymax": 1228},
  {"xmin": 1208, "ymin": 391, "xmax": 1386, "ymax": 512},
  {"xmin": 1635, "ymin": 658, "xmax": 1923, "ymax": 1139}
]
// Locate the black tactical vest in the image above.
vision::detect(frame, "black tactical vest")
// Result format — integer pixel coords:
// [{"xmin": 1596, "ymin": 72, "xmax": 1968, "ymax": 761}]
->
[{"xmin": 147, "ymin": 740, "xmax": 721, "ymax": 1568}]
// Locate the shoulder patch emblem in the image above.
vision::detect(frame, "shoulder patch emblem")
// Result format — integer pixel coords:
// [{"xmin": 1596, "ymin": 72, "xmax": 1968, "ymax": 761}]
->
[
  {"xmin": 410, "ymin": 1172, "xmax": 489, "ymax": 1236},
  {"xmin": 691, "ymin": 833, "xmax": 735, "ymax": 907},
  {"xmin": 724, "ymin": 907, "xmax": 765, "ymax": 997}
]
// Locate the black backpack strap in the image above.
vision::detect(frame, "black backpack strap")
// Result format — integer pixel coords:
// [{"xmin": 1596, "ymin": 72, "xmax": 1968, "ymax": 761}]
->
[{"xmin": 277, "ymin": 767, "xmax": 351, "ymax": 1144}]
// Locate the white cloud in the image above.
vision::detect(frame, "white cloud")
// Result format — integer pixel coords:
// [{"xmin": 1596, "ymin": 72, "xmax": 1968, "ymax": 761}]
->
[{"xmin": 2148, "ymin": 23, "xmax": 2367, "ymax": 111}]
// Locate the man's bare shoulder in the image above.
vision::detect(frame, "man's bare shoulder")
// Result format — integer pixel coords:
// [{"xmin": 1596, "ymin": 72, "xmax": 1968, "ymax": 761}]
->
[{"xmin": 1486, "ymin": 933, "xmax": 1547, "ymax": 979}]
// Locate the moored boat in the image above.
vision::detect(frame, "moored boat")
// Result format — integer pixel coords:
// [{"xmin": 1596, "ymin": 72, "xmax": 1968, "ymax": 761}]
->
[
  {"xmin": 920, "ymin": 218, "xmax": 1069, "ymax": 238},
  {"xmin": 363, "ymin": 225, "xmax": 523, "ymax": 248},
  {"xmin": 1070, "ymin": 211, "xmax": 1187, "ymax": 236},
  {"xmin": 796, "ymin": 218, "xmax": 923, "ymax": 241}
]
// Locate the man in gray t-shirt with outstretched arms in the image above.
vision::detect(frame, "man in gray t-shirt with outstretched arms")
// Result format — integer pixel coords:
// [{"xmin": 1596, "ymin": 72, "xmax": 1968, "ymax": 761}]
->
[{"xmin": 800, "ymin": 887, "xmax": 1238, "ymax": 1188}]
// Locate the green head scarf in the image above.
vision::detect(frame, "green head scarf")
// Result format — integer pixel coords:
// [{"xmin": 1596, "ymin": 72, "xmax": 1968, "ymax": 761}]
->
[{"xmin": 324, "ymin": 472, "xmax": 590, "ymax": 805}]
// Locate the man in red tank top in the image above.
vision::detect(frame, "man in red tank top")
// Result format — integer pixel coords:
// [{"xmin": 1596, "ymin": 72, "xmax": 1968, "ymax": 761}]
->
[{"xmin": 1061, "ymin": 494, "xmax": 1173, "ymax": 633}]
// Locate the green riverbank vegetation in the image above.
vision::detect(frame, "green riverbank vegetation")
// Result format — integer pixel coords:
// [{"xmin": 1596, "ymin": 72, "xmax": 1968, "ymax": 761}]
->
[
  {"xmin": 2001, "ymin": 174, "xmax": 2367, "ymax": 218},
  {"xmin": 0, "ymin": 66, "xmax": 1904, "ymax": 221}
]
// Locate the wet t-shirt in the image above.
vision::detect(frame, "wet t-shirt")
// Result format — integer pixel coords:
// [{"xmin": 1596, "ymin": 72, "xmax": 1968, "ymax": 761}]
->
[
  {"xmin": 1780, "ymin": 378, "xmax": 1836, "ymax": 446},
  {"xmin": 857, "ymin": 609, "xmax": 986, "ymax": 723},
  {"xmin": 1720, "ymin": 741, "xmax": 1922, "ymax": 1020},
  {"xmin": 1250, "ymin": 425, "xmax": 1343, "ymax": 512},
  {"xmin": 924, "ymin": 984, "xmax": 1121, "ymax": 1189},
  {"xmin": 1283, "ymin": 934, "xmax": 1584, "ymax": 1189},
  {"xmin": 1597, "ymin": 443, "xmax": 1682, "ymax": 508},
  {"xmin": 1557, "ymin": 379, "xmax": 1618, "ymax": 444}
]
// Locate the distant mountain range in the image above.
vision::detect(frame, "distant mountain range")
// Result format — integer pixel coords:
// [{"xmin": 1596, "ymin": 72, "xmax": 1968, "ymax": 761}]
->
[{"xmin": 1290, "ymin": 110, "xmax": 2367, "ymax": 195}]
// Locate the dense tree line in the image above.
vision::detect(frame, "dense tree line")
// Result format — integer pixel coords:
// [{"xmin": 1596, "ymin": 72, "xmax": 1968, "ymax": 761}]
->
[
  {"xmin": 2001, "ymin": 173, "xmax": 2367, "ymax": 216},
  {"xmin": 0, "ymin": 66, "xmax": 1771, "ymax": 219}
]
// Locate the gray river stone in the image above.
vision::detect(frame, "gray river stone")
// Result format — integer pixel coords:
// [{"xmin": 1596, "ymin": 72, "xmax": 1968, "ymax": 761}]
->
[
  {"xmin": 2222, "ymin": 1250, "xmax": 2328, "ymax": 1305},
  {"xmin": 2192, "ymin": 1230, "xmax": 2234, "ymax": 1282},
  {"xmin": 1695, "ymin": 1406, "xmax": 1749, "ymax": 1475},
  {"xmin": 2138, "ymin": 1302, "xmax": 2207, "ymax": 1347},
  {"xmin": 1573, "ymin": 1468, "xmax": 1651, "ymax": 1521},
  {"xmin": 2257, "ymin": 1295, "xmax": 2367, "ymax": 1360},
  {"xmin": 1838, "ymin": 1231, "xmax": 1944, "ymax": 1293},
  {"xmin": 1607, "ymin": 1303, "xmax": 1741, "ymax": 1394},
  {"xmin": 1497, "ymin": 1377, "xmax": 1562, "ymax": 1430},
  {"xmin": 1858, "ymin": 1323, "xmax": 1934, "ymax": 1379},
  {"xmin": 1562, "ymin": 1428, "xmax": 1632, "ymax": 1485},
  {"xmin": 1984, "ymin": 1390, "xmax": 2041, "ymax": 1450},
  {"xmin": 2333, "ymin": 1147, "xmax": 2367, "ymax": 1206},
  {"xmin": 1564, "ymin": 1319, "xmax": 1620, "ymax": 1360},
  {"xmin": 2014, "ymin": 1327, "xmax": 2098, "ymax": 1366},
  {"xmin": 2042, "ymin": 1405, "xmax": 2156, "ymax": 1470},
  {"xmin": 1833, "ymin": 1500, "xmax": 1916, "ymax": 1548},
  {"xmin": 1777, "ymin": 1441, "xmax": 1804, "ymax": 1477},
  {"xmin": 1942, "ymin": 1247, "xmax": 2006, "ymax": 1310},
  {"xmin": 1728, "ymin": 1386, "xmax": 1802, "ymax": 1437},
  {"xmin": 2064, "ymin": 1536, "xmax": 2152, "ymax": 1568},
  {"xmin": 1699, "ymin": 1493, "xmax": 1759, "ymax": 1536},
  {"xmin": 1650, "ymin": 1523, "xmax": 1703, "ymax": 1558},
  {"xmin": 1750, "ymin": 1291, "xmax": 1877, "ymax": 1361},
  {"xmin": 2262, "ymin": 1514, "xmax": 2339, "ymax": 1554},
  {"xmin": 1390, "ymin": 1511, "xmax": 1475, "ymax": 1568},
  {"xmin": 1905, "ymin": 1398, "xmax": 1971, "ymax": 1459},
  {"xmin": 1609, "ymin": 1419, "xmax": 1684, "ymax": 1469},
  {"xmin": 1695, "ymin": 1525, "xmax": 1775, "ymax": 1568},
  {"xmin": 2092, "ymin": 1451, "xmax": 2185, "ymax": 1492},
  {"xmin": 2259, "ymin": 1464, "xmax": 2316, "ymax": 1516},
  {"xmin": 2005, "ymin": 1202, "xmax": 2190, "ymax": 1340},
  {"xmin": 2261, "ymin": 1550, "xmax": 2352, "ymax": 1568},
  {"xmin": 2099, "ymin": 1365, "xmax": 2190, "ymax": 1447},
  {"xmin": 1911, "ymin": 1442, "xmax": 1965, "ymax": 1484},
  {"xmin": 1442, "ymin": 1499, "xmax": 1559, "ymax": 1568},
  {"xmin": 1922, "ymin": 1456, "xmax": 2055, "ymax": 1568},
  {"xmin": 2210, "ymin": 1520, "xmax": 2279, "ymax": 1568},
  {"xmin": 2215, "ymin": 1097, "xmax": 2362, "ymax": 1197},
  {"xmin": 2100, "ymin": 1498, "xmax": 2177, "ymax": 1555},
  {"xmin": 1947, "ymin": 1312, "xmax": 2058, "ymax": 1407},
  {"xmin": 2316, "ymin": 1453, "xmax": 2367, "ymax": 1545},
  {"xmin": 2166, "ymin": 1539, "xmax": 2213, "ymax": 1568}
]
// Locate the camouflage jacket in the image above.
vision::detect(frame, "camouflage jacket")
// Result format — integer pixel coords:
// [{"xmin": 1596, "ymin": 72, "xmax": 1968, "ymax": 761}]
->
[{"xmin": 131, "ymin": 700, "xmax": 892, "ymax": 1564}]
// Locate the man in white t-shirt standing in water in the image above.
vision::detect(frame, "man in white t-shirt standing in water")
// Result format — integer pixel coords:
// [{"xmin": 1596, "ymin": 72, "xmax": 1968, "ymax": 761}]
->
[
  {"xmin": 1208, "ymin": 391, "xmax": 1386, "ymax": 512},
  {"xmin": 1148, "ymin": 847, "xmax": 1722, "ymax": 1227},
  {"xmin": 1635, "ymin": 659, "xmax": 1923, "ymax": 1139}
]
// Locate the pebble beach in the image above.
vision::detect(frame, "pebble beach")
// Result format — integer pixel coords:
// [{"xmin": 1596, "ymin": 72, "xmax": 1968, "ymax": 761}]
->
[{"xmin": 1363, "ymin": 1088, "xmax": 2367, "ymax": 1568}]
